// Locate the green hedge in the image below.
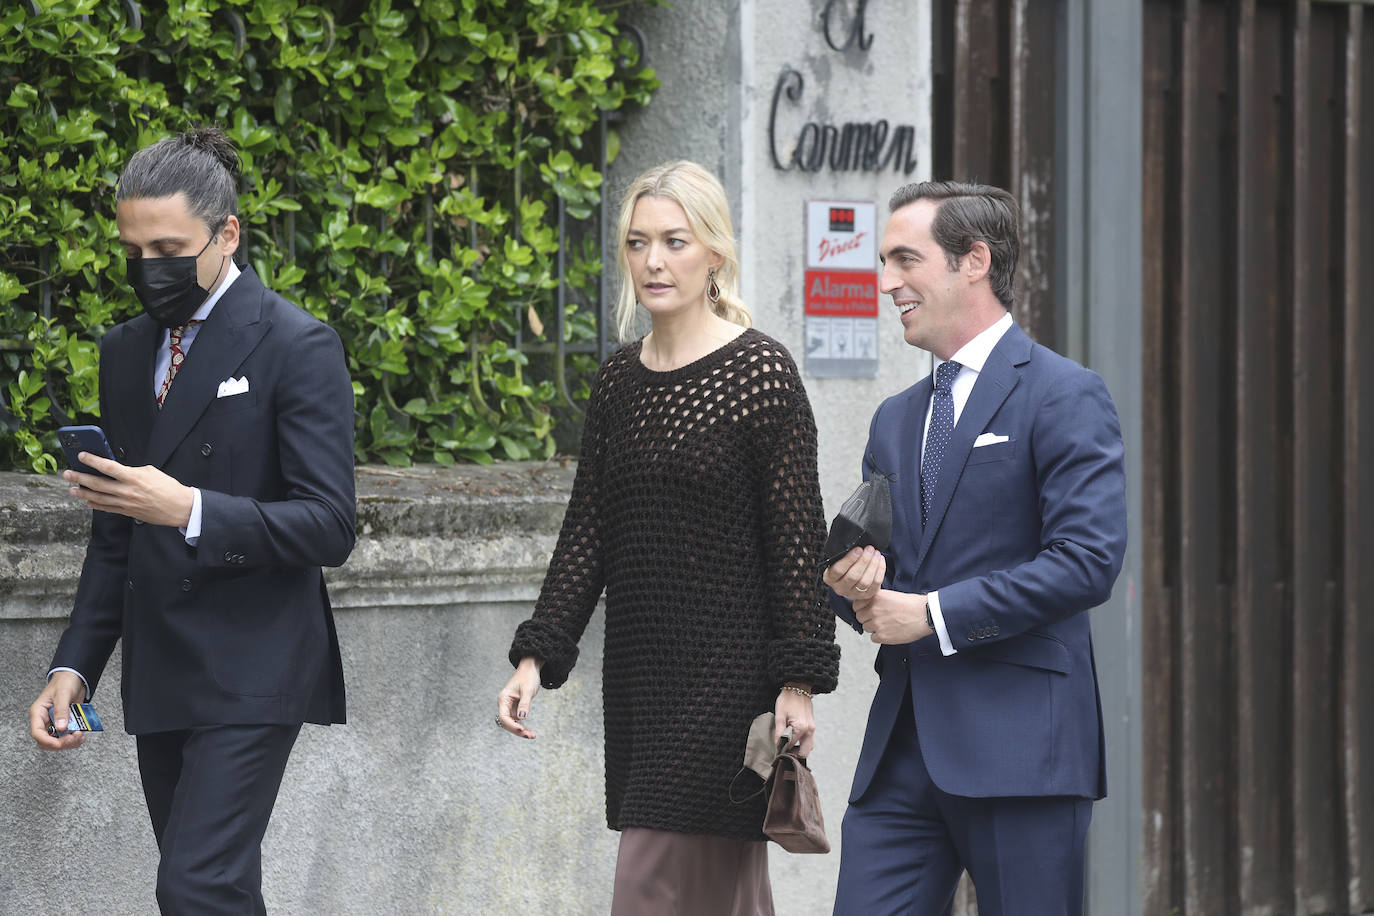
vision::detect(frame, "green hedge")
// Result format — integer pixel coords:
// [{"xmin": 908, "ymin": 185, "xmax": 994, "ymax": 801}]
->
[{"xmin": 0, "ymin": 0, "xmax": 656, "ymax": 471}]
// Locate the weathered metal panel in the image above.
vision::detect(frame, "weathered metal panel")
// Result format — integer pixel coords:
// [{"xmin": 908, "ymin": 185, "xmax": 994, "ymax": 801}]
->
[
  {"xmin": 1141, "ymin": 5, "xmax": 1179, "ymax": 912},
  {"xmin": 1234, "ymin": 2, "xmax": 1295, "ymax": 912},
  {"xmin": 1008, "ymin": 0, "xmax": 1057, "ymax": 344},
  {"xmin": 1342, "ymin": 9, "xmax": 1373, "ymax": 912},
  {"xmin": 1176, "ymin": 1, "xmax": 1238, "ymax": 910},
  {"xmin": 1141, "ymin": 1, "xmax": 1374, "ymax": 913},
  {"xmin": 1292, "ymin": 5, "xmax": 1347, "ymax": 912},
  {"xmin": 951, "ymin": 0, "xmax": 1007, "ymax": 188}
]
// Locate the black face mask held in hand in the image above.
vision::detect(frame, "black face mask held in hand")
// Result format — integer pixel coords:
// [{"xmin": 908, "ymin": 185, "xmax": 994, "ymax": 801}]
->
[
  {"xmin": 126, "ymin": 236, "xmax": 220, "ymax": 328},
  {"xmin": 822, "ymin": 455, "xmax": 894, "ymax": 567}
]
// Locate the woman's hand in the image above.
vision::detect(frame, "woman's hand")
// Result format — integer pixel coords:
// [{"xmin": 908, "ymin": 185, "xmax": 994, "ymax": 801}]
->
[
  {"xmin": 774, "ymin": 684, "xmax": 816, "ymax": 758},
  {"xmin": 497, "ymin": 657, "xmax": 543, "ymax": 739}
]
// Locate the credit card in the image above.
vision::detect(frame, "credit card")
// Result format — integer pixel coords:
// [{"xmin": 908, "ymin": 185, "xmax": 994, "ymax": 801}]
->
[
  {"xmin": 67, "ymin": 703, "xmax": 102, "ymax": 732},
  {"xmin": 47, "ymin": 703, "xmax": 103, "ymax": 736}
]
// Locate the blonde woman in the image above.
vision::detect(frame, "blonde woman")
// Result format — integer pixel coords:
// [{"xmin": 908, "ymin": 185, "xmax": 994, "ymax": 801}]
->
[{"xmin": 497, "ymin": 160, "xmax": 839, "ymax": 915}]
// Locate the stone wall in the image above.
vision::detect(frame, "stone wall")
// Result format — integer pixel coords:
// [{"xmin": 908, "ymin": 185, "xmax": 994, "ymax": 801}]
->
[{"xmin": 0, "ymin": 465, "xmax": 878, "ymax": 915}]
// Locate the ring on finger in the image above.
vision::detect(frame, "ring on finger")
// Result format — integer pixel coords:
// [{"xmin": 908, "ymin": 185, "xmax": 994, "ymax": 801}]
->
[{"xmin": 855, "ymin": 584, "xmax": 869, "ymax": 592}]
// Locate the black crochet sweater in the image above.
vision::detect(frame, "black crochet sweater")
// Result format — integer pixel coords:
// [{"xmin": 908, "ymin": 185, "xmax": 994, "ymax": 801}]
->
[{"xmin": 510, "ymin": 328, "xmax": 841, "ymax": 840}]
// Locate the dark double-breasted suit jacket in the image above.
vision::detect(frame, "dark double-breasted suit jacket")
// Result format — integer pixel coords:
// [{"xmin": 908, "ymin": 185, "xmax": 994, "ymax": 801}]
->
[
  {"xmin": 51, "ymin": 266, "xmax": 355, "ymax": 733},
  {"xmin": 833, "ymin": 322, "xmax": 1127, "ymax": 803}
]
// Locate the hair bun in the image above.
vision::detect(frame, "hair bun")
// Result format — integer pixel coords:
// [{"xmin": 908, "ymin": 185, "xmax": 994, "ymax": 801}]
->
[{"xmin": 179, "ymin": 126, "xmax": 241, "ymax": 178}]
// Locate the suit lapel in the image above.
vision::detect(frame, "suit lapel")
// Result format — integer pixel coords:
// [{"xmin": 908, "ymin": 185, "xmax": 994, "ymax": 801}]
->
[
  {"xmin": 146, "ymin": 268, "xmax": 271, "ymax": 469},
  {"xmin": 914, "ymin": 324, "xmax": 1032, "ymax": 571},
  {"xmin": 900, "ymin": 375, "xmax": 934, "ymax": 543},
  {"xmin": 106, "ymin": 316, "xmax": 160, "ymax": 461}
]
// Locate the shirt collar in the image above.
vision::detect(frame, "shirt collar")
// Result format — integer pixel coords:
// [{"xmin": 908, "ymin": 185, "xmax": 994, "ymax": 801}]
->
[
  {"xmin": 940, "ymin": 311, "xmax": 1014, "ymax": 376},
  {"xmin": 190, "ymin": 258, "xmax": 241, "ymax": 323}
]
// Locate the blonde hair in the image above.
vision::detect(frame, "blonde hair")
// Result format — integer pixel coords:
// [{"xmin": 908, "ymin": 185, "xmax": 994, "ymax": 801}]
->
[{"xmin": 612, "ymin": 160, "xmax": 752, "ymax": 341}]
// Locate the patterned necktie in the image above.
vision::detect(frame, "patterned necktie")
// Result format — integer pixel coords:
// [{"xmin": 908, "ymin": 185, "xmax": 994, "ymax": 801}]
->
[
  {"xmin": 156, "ymin": 320, "xmax": 202, "ymax": 408},
  {"xmin": 920, "ymin": 359, "xmax": 963, "ymax": 526}
]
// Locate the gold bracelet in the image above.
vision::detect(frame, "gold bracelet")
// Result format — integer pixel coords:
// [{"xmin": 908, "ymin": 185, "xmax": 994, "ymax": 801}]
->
[{"xmin": 781, "ymin": 684, "xmax": 813, "ymax": 699}]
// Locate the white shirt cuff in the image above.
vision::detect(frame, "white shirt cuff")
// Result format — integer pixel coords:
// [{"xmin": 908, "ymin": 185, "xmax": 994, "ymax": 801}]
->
[
  {"xmin": 928, "ymin": 590, "xmax": 957, "ymax": 656},
  {"xmin": 47, "ymin": 667, "xmax": 91, "ymax": 701},
  {"xmin": 181, "ymin": 488, "xmax": 203, "ymax": 544}
]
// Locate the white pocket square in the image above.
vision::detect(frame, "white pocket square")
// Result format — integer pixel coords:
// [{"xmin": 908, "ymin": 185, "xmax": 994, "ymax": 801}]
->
[
  {"xmin": 973, "ymin": 433, "xmax": 1009, "ymax": 447},
  {"xmin": 216, "ymin": 376, "xmax": 249, "ymax": 398}
]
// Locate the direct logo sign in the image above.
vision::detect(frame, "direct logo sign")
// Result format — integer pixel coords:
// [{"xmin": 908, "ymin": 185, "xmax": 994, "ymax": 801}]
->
[{"xmin": 806, "ymin": 200, "xmax": 875, "ymax": 271}]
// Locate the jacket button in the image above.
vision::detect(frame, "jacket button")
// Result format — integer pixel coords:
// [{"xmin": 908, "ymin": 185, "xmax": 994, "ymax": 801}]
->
[
  {"xmin": 902, "ymin": 656, "xmax": 909, "ymax": 667},
  {"xmin": 224, "ymin": 551, "xmax": 234, "ymax": 562},
  {"xmin": 181, "ymin": 578, "xmax": 192, "ymax": 591},
  {"xmin": 200, "ymin": 443, "xmax": 213, "ymax": 457},
  {"xmin": 117, "ymin": 447, "xmax": 127, "ymax": 460},
  {"xmin": 127, "ymin": 578, "xmax": 134, "ymax": 590},
  {"xmin": 133, "ymin": 518, "xmax": 144, "ymax": 526}
]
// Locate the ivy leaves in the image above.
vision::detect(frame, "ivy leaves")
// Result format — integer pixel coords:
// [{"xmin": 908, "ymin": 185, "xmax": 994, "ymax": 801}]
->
[{"xmin": 1, "ymin": 0, "xmax": 657, "ymax": 471}]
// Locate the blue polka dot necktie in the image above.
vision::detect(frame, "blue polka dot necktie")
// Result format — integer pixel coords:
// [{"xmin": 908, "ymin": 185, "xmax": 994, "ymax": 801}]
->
[{"xmin": 920, "ymin": 360, "xmax": 963, "ymax": 526}]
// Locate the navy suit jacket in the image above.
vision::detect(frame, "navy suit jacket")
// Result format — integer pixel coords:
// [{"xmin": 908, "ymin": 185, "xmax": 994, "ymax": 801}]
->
[
  {"xmin": 833, "ymin": 322, "xmax": 1126, "ymax": 802},
  {"xmin": 50, "ymin": 266, "xmax": 355, "ymax": 733}
]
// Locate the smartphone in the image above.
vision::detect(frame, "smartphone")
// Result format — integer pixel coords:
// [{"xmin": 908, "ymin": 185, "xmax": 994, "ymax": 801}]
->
[
  {"xmin": 46, "ymin": 703, "xmax": 103, "ymax": 736},
  {"xmin": 57, "ymin": 425, "xmax": 115, "ymax": 478}
]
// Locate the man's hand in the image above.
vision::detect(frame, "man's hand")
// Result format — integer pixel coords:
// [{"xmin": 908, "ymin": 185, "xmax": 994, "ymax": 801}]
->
[
  {"xmin": 63, "ymin": 453, "xmax": 194, "ymax": 527},
  {"xmin": 28, "ymin": 671, "xmax": 88, "ymax": 751},
  {"xmin": 823, "ymin": 546, "xmax": 886, "ymax": 602},
  {"xmin": 853, "ymin": 589, "xmax": 933, "ymax": 645}
]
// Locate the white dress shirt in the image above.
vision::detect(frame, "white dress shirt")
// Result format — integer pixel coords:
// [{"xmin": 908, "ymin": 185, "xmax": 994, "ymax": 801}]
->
[{"xmin": 921, "ymin": 311, "xmax": 1014, "ymax": 656}]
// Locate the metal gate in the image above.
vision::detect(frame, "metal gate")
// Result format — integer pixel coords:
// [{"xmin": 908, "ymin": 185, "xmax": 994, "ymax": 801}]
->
[{"xmin": 1142, "ymin": 1, "xmax": 1374, "ymax": 913}]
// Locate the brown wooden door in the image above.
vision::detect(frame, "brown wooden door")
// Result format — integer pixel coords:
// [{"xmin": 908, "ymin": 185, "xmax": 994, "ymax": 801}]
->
[{"xmin": 1142, "ymin": 2, "xmax": 1374, "ymax": 913}]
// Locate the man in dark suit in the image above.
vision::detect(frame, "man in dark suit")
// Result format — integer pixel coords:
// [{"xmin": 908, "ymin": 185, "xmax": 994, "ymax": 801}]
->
[
  {"xmin": 26, "ymin": 127, "xmax": 355, "ymax": 914},
  {"xmin": 825, "ymin": 182, "xmax": 1127, "ymax": 916}
]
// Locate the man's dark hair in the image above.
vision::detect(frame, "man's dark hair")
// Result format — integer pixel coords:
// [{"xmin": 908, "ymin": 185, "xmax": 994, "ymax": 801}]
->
[
  {"xmin": 888, "ymin": 181, "xmax": 1019, "ymax": 310},
  {"xmin": 116, "ymin": 126, "xmax": 240, "ymax": 236}
]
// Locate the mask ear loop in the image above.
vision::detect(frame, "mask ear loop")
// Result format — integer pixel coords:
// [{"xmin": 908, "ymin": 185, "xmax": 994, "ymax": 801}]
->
[
  {"xmin": 199, "ymin": 217, "xmax": 230, "ymax": 290},
  {"xmin": 865, "ymin": 451, "xmax": 891, "ymax": 481}
]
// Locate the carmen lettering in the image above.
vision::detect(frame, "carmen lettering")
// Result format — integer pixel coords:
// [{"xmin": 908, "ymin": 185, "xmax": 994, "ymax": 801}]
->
[{"xmin": 767, "ymin": 68, "xmax": 919, "ymax": 175}]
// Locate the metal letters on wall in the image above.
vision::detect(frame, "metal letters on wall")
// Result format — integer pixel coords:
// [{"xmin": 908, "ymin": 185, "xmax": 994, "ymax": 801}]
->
[{"xmin": 767, "ymin": 1, "xmax": 920, "ymax": 175}]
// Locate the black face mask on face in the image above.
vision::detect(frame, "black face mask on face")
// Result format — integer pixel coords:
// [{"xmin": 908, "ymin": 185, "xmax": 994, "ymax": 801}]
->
[{"xmin": 125, "ymin": 235, "xmax": 223, "ymax": 328}]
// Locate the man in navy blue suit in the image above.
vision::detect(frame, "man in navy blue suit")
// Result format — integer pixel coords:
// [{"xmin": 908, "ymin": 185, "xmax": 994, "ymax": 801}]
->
[
  {"xmin": 826, "ymin": 182, "xmax": 1127, "ymax": 916},
  {"xmin": 26, "ymin": 128, "xmax": 354, "ymax": 914}
]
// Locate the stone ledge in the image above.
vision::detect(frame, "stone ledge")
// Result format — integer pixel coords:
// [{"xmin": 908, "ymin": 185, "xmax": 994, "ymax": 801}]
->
[{"xmin": 0, "ymin": 462, "xmax": 575, "ymax": 619}]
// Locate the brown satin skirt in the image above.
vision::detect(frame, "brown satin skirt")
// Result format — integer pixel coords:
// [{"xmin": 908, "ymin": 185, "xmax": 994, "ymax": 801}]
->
[{"xmin": 610, "ymin": 827, "xmax": 775, "ymax": 916}]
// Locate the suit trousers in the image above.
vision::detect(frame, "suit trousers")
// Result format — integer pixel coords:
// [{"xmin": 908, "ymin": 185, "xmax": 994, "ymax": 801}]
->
[
  {"xmin": 136, "ymin": 723, "xmax": 301, "ymax": 915},
  {"xmin": 833, "ymin": 684, "xmax": 1092, "ymax": 916}
]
